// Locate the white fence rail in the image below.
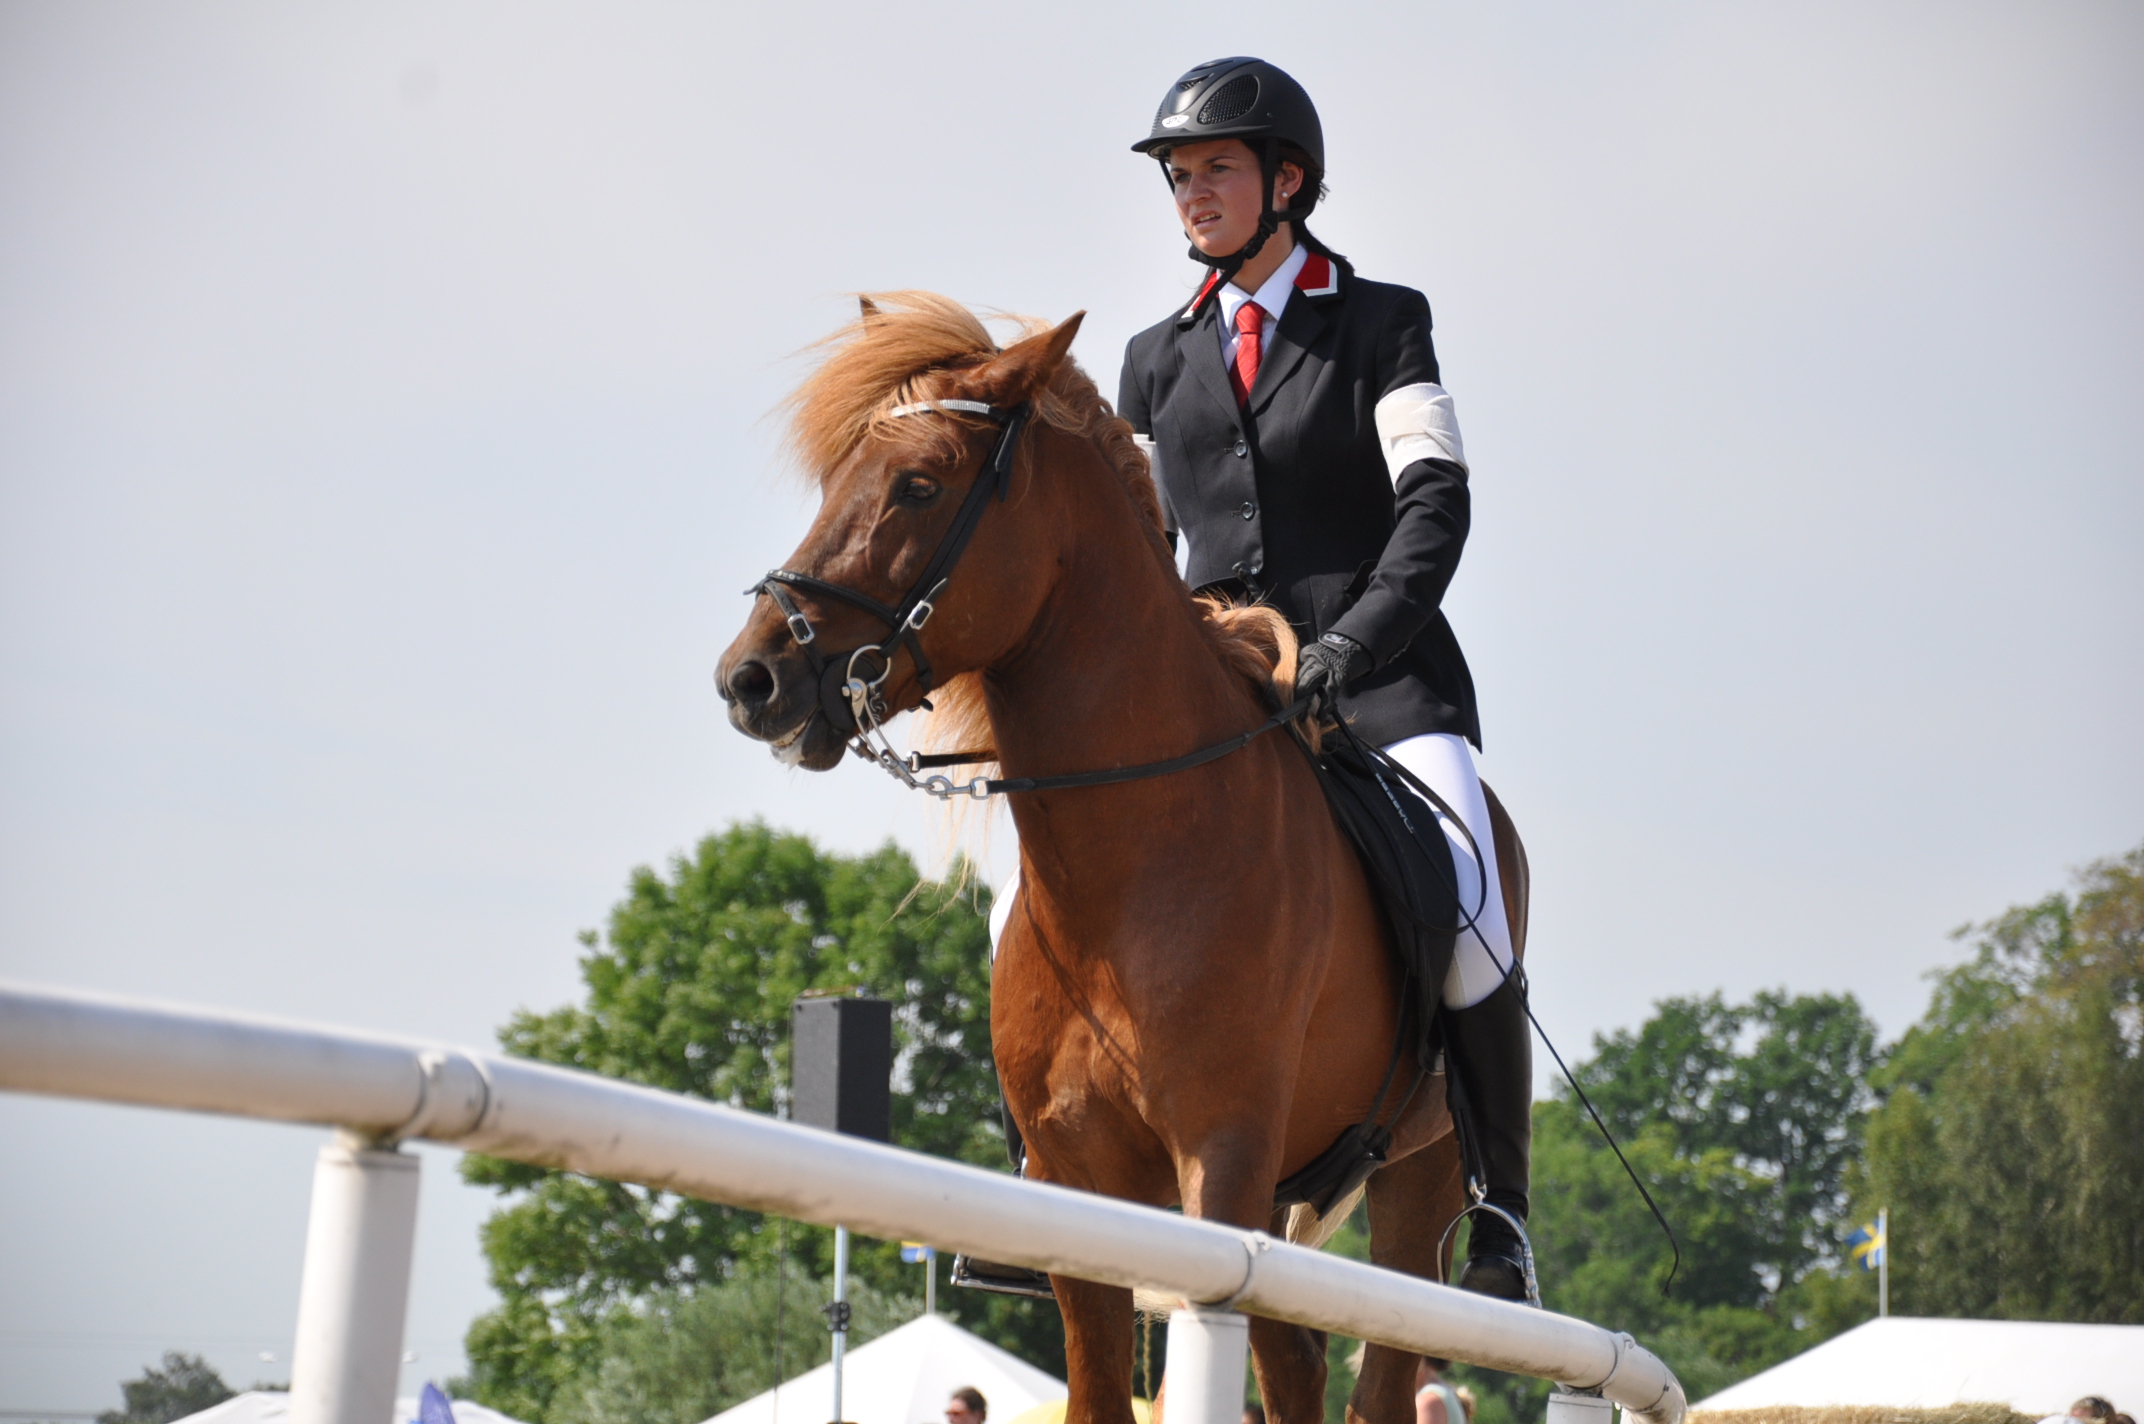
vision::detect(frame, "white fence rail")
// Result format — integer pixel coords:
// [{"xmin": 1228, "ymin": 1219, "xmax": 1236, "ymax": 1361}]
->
[{"xmin": 0, "ymin": 981, "xmax": 1685, "ymax": 1424}]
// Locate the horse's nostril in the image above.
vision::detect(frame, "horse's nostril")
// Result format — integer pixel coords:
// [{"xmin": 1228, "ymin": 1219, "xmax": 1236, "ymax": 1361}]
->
[{"xmin": 726, "ymin": 659, "xmax": 776, "ymax": 707}]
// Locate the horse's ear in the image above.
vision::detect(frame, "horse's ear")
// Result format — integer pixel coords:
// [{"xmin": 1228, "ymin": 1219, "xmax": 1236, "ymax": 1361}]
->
[
  {"xmin": 858, "ymin": 295, "xmax": 883, "ymax": 324},
  {"xmin": 972, "ymin": 312, "xmax": 1086, "ymax": 406}
]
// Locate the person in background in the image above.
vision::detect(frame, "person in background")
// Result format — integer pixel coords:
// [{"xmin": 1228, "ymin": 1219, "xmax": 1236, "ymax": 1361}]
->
[
  {"xmin": 945, "ymin": 1389, "xmax": 987, "ymax": 1424},
  {"xmin": 2071, "ymin": 1401, "xmax": 2116, "ymax": 1423},
  {"xmin": 1242, "ymin": 1406, "xmax": 1267, "ymax": 1424},
  {"xmin": 1414, "ymin": 1357, "xmax": 1466, "ymax": 1424}
]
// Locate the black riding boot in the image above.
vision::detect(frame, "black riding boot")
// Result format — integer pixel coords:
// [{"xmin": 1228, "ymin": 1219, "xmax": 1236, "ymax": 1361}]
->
[{"xmin": 1443, "ymin": 972, "xmax": 1534, "ymax": 1301}]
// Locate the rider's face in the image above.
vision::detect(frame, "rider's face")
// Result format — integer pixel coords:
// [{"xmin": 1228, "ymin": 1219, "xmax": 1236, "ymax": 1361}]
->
[{"xmin": 1167, "ymin": 139, "xmax": 1300, "ymax": 257}]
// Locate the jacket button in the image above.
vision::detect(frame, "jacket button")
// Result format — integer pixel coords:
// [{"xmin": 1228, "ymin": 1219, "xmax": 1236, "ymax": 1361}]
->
[
  {"xmin": 1233, "ymin": 439, "xmax": 1249, "ymax": 458},
  {"xmin": 1240, "ymin": 501, "xmax": 1257, "ymax": 520}
]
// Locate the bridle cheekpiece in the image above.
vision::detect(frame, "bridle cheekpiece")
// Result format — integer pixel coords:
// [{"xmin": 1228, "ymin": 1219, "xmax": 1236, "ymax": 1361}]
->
[{"xmin": 747, "ymin": 397, "xmax": 1030, "ymax": 797}]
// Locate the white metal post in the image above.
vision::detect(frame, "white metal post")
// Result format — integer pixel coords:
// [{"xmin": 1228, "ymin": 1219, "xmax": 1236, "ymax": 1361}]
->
[
  {"xmin": 1546, "ymin": 1391, "xmax": 1613, "ymax": 1424},
  {"xmin": 289, "ymin": 1131, "xmax": 421, "ymax": 1424},
  {"xmin": 830, "ymin": 1224, "xmax": 851, "ymax": 1424},
  {"xmin": 1165, "ymin": 1307, "xmax": 1248, "ymax": 1424},
  {"xmin": 1878, "ymin": 1208, "xmax": 1888, "ymax": 1318}
]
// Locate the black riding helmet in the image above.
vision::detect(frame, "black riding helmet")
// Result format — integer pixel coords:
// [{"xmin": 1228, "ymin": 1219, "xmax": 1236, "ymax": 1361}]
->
[{"xmin": 1132, "ymin": 57, "xmax": 1337, "ymax": 286}]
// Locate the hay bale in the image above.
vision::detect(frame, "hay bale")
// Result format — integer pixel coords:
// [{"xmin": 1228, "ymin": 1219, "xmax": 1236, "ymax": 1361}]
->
[{"xmin": 1690, "ymin": 1407, "xmax": 2034, "ymax": 1424}]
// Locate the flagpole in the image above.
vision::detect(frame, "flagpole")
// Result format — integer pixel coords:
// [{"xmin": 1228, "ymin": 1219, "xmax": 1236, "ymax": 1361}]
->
[
  {"xmin": 1878, "ymin": 1207, "xmax": 1888, "ymax": 1318},
  {"xmin": 831, "ymin": 1223, "xmax": 850, "ymax": 1424}
]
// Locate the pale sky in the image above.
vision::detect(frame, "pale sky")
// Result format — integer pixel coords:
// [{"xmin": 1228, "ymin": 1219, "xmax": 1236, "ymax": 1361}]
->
[{"xmin": 2, "ymin": 1, "xmax": 2139, "ymax": 1411}]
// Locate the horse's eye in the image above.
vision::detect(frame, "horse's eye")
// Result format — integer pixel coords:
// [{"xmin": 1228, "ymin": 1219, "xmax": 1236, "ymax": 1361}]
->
[{"xmin": 895, "ymin": 472, "xmax": 941, "ymax": 506}]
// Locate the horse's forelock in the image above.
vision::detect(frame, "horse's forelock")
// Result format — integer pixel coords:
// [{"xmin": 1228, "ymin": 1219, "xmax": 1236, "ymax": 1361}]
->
[
  {"xmin": 784, "ymin": 294, "xmax": 1160, "ymax": 537},
  {"xmin": 784, "ymin": 293, "xmax": 1008, "ymax": 482}
]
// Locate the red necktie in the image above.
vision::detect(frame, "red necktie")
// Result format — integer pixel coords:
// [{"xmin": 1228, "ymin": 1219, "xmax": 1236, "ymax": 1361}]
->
[{"xmin": 1231, "ymin": 300, "xmax": 1266, "ymax": 406}]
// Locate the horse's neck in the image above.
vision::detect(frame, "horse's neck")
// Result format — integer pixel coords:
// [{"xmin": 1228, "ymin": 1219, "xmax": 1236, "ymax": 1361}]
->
[{"xmin": 984, "ymin": 451, "xmax": 1271, "ymax": 866}]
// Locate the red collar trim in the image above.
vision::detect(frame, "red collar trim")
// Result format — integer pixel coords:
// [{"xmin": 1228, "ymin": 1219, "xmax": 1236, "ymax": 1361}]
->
[
  {"xmin": 1295, "ymin": 252, "xmax": 1339, "ymax": 298},
  {"xmin": 1179, "ymin": 252, "xmax": 1336, "ymax": 323},
  {"xmin": 1181, "ymin": 270, "xmax": 1223, "ymax": 320}
]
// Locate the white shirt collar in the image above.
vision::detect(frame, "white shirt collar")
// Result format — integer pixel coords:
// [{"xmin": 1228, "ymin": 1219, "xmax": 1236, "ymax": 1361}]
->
[{"xmin": 1217, "ymin": 242, "xmax": 1310, "ymax": 332}]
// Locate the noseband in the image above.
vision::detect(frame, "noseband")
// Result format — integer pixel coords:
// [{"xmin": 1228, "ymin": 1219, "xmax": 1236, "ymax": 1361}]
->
[{"xmin": 748, "ymin": 398, "xmax": 1030, "ymax": 753}]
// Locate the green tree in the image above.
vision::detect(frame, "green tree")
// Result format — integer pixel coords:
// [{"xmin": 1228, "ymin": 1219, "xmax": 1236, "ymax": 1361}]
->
[
  {"xmin": 459, "ymin": 822, "xmax": 1060, "ymax": 1423},
  {"xmin": 1570, "ymin": 989, "xmax": 1881, "ymax": 1287},
  {"xmin": 1451, "ymin": 990, "xmax": 1884, "ymax": 1422},
  {"xmin": 1861, "ymin": 841, "xmax": 2144, "ymax": 1321},
  {"xmin": 98, "ymin": 1354, "xmax": 234, "ymax": 1424},
  {"xmin": 553, "ymin": 1275, "xmax": 919, "ymax": 1424}
]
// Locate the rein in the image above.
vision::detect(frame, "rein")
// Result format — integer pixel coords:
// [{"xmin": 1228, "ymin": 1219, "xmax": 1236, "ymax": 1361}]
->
[
  {"xmin": 749, "ymin": 396, "xmax": 1312, "ymax": 802},
  {"xmin": 891, "ymin": 696, "xmax": 1309, "ymax": 799}
]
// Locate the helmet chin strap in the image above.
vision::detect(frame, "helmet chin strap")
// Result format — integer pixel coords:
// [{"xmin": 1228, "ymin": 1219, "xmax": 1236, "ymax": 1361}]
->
[{"xmin": 1178, "ymin": 138, "xmax": 1299, "ymax": 285}]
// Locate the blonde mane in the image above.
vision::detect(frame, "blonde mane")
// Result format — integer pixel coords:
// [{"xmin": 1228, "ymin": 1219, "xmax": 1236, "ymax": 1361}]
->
[{"xmin": 783, "ymin": 292, "xmax": 1301, "ymax": 849}]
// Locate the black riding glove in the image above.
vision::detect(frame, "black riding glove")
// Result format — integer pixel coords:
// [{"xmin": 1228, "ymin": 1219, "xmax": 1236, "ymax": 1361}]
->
[{"xmin": 1294, "ymin": 632, "xmax": 1370, "ymax": 718}]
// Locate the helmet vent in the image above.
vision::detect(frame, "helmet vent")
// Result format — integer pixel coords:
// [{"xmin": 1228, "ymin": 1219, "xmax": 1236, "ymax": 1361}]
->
[{"xmin": 1197, "ymin": 74, "xmax": 1260, "ymax": 125}]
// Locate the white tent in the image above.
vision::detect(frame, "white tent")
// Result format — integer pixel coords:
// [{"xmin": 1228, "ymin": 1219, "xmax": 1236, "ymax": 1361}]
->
[
  {"xmin": 702, "ymin": 1314, "xmax": 1066, "ymax": 1424},
  {"xmin": 170, "ymin": 1393, "xmax": 529, "ymax": 1424},
  {"xmin": 1695, "ymin": 1317, "xmax": 2144, "ymax": 1415}
]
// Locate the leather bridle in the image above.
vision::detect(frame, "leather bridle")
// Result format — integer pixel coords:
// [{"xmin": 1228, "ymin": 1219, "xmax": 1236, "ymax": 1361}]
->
[
  {"xmin": 748, "ymin": 397, "xmax": 1029, "ymax": 752},
  {"xmin": 750, "ymin": 393, "xmax": 1348, "ymax": 808},
  {"xmin": 747, "ymin": 394, "xmax": 1321, "ymax": 801}
]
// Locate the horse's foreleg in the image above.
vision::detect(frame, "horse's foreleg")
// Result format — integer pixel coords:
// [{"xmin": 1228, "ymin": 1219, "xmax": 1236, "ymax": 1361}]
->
[
  {"xmin": 1349, "ymin": 1136, "xmax": 1468, "ymax": 1424},
  {"xmin": 1165, "ymin": 1145, "xmax": 1328, "ymax": 1424},
  {"xmin": 1249, "ymin": 1305, "xmax": 1329, "ymax": 1424},
  {"xmin": 1055, "ymin": 1276, "xmax": 1139, "ymax": 1424}
]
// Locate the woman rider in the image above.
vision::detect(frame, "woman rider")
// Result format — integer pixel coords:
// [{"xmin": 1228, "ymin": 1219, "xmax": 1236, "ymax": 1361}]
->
[{"xmin": 1116, "ymin": 57, "xmax": 1534, "ymax": 1300}]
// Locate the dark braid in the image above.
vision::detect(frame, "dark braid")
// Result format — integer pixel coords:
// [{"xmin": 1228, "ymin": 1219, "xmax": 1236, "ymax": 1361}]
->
[{"xmin": 1293, "ymin": 220, "xmax": 1353, "ymax": 277}]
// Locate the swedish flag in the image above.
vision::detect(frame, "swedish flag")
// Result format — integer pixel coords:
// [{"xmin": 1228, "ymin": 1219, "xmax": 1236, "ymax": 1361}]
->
[{"xmin": 1846, "ymin": 1218, "xmax": 1886, "ymax": 1270}]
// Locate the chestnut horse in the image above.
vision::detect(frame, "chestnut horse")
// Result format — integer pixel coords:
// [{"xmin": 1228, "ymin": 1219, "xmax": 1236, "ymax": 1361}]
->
[{"xmin": 718, "ymin": 294, "xmax": 1528, "ymax": 1424}]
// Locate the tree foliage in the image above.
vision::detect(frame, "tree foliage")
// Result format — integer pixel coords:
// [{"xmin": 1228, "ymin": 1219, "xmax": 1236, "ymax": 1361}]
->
[
  {"xmin": 98, "ymin": 1354, "xmax": 234, "ymax": 1424},
  {"xmin": 1570, "ymin": 989, "xmax": 1881, "ymax": 1288},
  {"xmin": 459, "ymin": 822, "xmax": 1059, "ymax": 1423},
  {"xmin": 1452, "ymin": 991, "xmax": 1883, "ymax": 1421},
  {"xmin": 1861, "ymin": 841, "xmax": 2144, "ymax": 1321},
  {"xmin": 552, "ymin": 1276, "xmax": 919, "ymax": 1424}
]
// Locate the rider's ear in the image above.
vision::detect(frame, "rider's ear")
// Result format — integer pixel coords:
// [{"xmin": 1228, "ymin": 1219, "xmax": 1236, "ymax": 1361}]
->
[{"xmin": 972, "ymin": 312, "xmax": 1086, "ymax": 407}]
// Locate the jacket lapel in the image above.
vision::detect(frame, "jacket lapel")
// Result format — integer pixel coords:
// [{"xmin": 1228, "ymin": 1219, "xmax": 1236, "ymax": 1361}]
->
[
  {"xmin": 1246, "ymin": 291, "xmax": 1327, "ymax": 416},
  {"xmin": 1177, "ymin": 303, "xmax": 1244, "ymax": 425}
]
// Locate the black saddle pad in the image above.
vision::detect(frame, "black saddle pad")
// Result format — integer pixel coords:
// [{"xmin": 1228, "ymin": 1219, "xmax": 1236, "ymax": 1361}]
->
[
  {"xmin": 1263, "ymin": 733, "xmax": 1464, "ymax": 1216},
  {"xmin": 1307, "ymin": 734, "xmax": 1461, "ymax": 1066}
]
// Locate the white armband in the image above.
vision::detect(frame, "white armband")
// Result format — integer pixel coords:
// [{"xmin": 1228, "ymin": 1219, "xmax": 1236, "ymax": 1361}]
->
[{"xmin": 1373, "ymin": 383, "xmax": 1466, "ymax": 484}]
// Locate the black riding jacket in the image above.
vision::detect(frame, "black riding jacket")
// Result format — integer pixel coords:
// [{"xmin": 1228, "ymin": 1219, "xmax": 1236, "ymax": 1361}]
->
[{"xmin": 1117, "ymin": 253, "xmax": 1481, "ymax": 748}]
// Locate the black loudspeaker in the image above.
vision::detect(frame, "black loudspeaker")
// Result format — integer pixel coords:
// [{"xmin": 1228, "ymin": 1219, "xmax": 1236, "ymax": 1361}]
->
[{"xmin": 791, "ymin": 996, "xmax": 893, "ymax": 1142}]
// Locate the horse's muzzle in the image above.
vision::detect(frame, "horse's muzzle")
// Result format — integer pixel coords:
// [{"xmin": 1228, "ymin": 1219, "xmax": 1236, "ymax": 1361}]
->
[{"xmin": 715, "ymin": 644, "xmax": 848, "ymax": 771}]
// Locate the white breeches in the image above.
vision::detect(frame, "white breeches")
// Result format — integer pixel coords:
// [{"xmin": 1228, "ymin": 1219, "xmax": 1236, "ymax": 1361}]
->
[
  {"xmin": 1384, "ymin": 732, "xmax": 1516, "ymax": 1008},
  {"xmin": 986, "ymin": 731, "xmax": 1515, "ymax": 1009}
]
